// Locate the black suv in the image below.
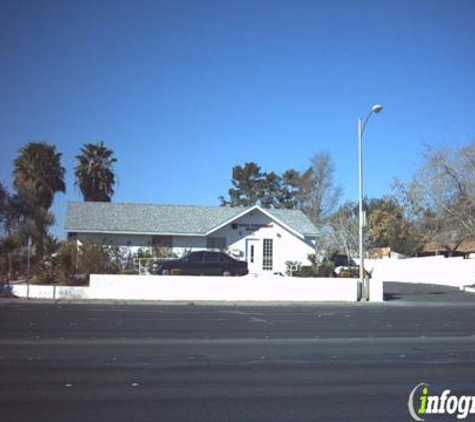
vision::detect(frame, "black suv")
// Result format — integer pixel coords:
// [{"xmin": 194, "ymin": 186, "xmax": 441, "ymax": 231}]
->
[{"xmin": 155, "ymin": 251, "xmax": 249, "ymax": 276}]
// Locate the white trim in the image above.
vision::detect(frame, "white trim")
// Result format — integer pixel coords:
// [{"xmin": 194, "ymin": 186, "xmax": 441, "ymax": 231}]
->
[
  {"xmin": 204, "ymin": 205, "xmax": 261, "ymax": 236},
  {"xmin": 205, "ymin": 205, "xmax": 305, "ymax": 240},
  {"xmin": 257, "ymin": 207, "xmax": 306, "ymax": 240}
]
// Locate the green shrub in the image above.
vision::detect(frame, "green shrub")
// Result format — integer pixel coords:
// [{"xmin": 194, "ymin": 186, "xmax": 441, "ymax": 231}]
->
[
  {"xmin": 31, "ymin": 241, "xmax": 120, "ymax": 285},
  {"xmin": 76, "ymin": 242, "xmax": 120, "ymax": 275},
  {"xmin": 32, "ymin": 258, "xmax": 56, "ymax": 284},
  {"xmin": 286, "ymin": 253, "xmax": 335, "ymax": 278},
  {"xmin": 316, "ymin": 261, "xmax": 335, "ymax": 277}
]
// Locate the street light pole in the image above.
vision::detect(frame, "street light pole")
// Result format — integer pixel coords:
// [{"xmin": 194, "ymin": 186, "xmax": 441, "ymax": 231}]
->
[
  {"xmin": 358, "ymin": 117, "xmax": 365, "ymax": 300},
  {"xmin": 27, "ymin": 234, "xmax": 31, "ymax": 300},
  {"xmin": 358, "ymin": 104, "xmax": 383, "ymax": 301}
]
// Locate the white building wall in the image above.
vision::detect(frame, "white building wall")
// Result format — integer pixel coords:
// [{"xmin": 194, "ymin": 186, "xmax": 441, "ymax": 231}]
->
[
  {"xmin": 76, "ymin": 233, "xmax": 153, "ymax": 247},
  {"xmin": 211, "ymin": 210, "xmax": 315, "ymax": 274},
  {"xmin": 172, "ymin": 236, "xmax": 206, "ymax": 256},
  {"xmin": 74, "ymin": 233, "xmax": 206, "ymax": 257},
  {"xmin": 71, "ymin": 210, "xmax": 316, "ymax": 275}
]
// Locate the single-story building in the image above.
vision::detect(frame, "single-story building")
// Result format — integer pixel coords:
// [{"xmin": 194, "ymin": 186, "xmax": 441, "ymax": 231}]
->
[
  {"xmin": 65, "ymin": 202, "xmax": 319, "ymax": 274},
  {"xmin": 420, "ymin": 239, "xmax": 475, "ymax": 258}
]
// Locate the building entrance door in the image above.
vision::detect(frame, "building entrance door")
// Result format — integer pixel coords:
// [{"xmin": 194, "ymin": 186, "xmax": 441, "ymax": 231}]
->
[{"xmin": 245, "ymin": 239, "xmax": 261, "ymax": 273}]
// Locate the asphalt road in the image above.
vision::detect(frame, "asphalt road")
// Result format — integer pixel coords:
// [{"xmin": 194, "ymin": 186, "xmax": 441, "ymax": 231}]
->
[{"xmin": 1, "ymin": 283, "xmax": 475, "ymax": 422}]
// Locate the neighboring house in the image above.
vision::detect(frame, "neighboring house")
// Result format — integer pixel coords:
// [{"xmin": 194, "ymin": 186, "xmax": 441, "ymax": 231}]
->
[
  {"xmin": 65, "ymin": 202, "xmax": 319, "ymax": 274},
  {"xmin": 369, "ymin": 247, "xmax": 406, "ymax": 260},
  {"xmin": 421, "ymin": 239, "xmax": 475, "ymax": 258}
]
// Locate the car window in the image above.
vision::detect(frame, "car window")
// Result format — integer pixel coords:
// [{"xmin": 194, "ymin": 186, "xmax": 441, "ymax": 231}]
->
[
  {"xmin": 218, "ymin": 253, "xmax": 231, "ymax": 263},
  {"xmin": 334, "ymin": 255, "xmax": 349, "ymax": 267},
  {"xmin": 204, "ymin": 252, "xmax": 219, "ymax": 263},
  {"xmin": 188, "ymin": 252, "xmax": 205, "ymax": 263}
]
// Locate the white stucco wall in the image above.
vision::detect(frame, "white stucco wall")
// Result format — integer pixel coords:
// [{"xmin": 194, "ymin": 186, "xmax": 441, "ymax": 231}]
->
[
  {"xmin": 6, "ymin": 284, "xmax": 89, "ymax": 300},
  {"xmin": 366, "ymin": 256, "xmax": 475, "ymax": 288},
  {"xmin": 90, "ymin": 275, "xmax": 357, "ymax": 301},
  {"xmin": 5, "ymin": 275, "xmax": 358, "ymax": 302}
]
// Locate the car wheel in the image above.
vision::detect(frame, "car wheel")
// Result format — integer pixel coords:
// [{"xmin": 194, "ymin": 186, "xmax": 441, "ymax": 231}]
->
[
  {"xmin": 161, "ymin": 268, "xmax": 171, "ymax": 276},
  {"xmin": 222, "ymin": 269, "xmax": 233, "ymax": 277}
]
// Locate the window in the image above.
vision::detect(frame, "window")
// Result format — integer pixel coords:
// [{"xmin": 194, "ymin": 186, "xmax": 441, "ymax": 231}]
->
[
  {"xmin": 250, "ymin": 245, "xmax": 255, "ymax": 263},
  {"xmin": 218, "ymin": 253, "xmax": 232, "ymax": 263},
  {"xmin": 188, "ymin": 252, "xmax": 205, "ymax": 263},
  {"xmin": 152, "ymin": 236, "xmax": 172, "ymax": 247},
  {"xmin": 206, "ymin": 237, "xmax": 227, "ymax": 250},
  {"xmin": 262, "ymin": 239, "xmax": 273, "ymax": 271},
  {"xmin": 204, "ymin": 252, "xmax": 219, "ymax": 263}
]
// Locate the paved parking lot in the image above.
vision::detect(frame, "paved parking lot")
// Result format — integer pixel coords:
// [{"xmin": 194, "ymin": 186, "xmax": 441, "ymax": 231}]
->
[{"xmin": 384, "ymin": 282, "xmax": 475, "ymax": 303}]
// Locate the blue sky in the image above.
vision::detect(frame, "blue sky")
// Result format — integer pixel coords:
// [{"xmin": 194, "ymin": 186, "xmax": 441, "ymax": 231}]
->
[{"xmin": 1, "ymin": 0, "xmax": 474, "ymax": 237}]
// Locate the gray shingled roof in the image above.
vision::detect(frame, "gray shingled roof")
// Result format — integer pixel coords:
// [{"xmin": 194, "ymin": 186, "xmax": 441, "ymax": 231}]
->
[
  {"xmin": 65, "ymin": 202, "xmax": 319, "ymax": 237},
  {"xmin": 265, "ymin": 208, "xmax": 319, "ymax": 237}
]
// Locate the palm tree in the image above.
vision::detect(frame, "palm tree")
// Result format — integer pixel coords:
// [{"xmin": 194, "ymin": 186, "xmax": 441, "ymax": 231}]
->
[
  {"xmin": 13, "ymin": 142, "xmax": 66, "ymax": 209},
  {"xmin": 0, "ymin": 236, "xmax": 18, "ymax": 282},
  {"xmin": 74, "ymin": 142, "xmax": 117, "ymax": 202},
  {"xmin": 0, "ymin": 182, "xmax": 15, "ymax": 281},
  {"xmin": 13, "ymin": 142, "xmax": 65, "ymax": 260},
  {"xmin": 0, "ymin": 181, "xmax": 10, "ymax": 235}
]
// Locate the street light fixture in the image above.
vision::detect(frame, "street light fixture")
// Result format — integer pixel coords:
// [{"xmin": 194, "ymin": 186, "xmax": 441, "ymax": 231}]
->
[{"xmin": 358, "ymin": 104, "xmax": 383, "ymax": 301}]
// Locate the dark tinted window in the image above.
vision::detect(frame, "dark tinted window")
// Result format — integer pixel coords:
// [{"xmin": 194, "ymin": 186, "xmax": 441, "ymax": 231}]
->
[
  {"xmin": 334, "ymin": 254, "xmax": 354, "ymax": 267},
  {"xmin": 187, "ymin": 252, "xmax": 205, "ymax": 263},
  {"xmin": 218, "ymin": 253, "xmax": 232, "ymax": 263},
  {"xmin": 204, "ymin": 252, "xmax": 219, "ymax": 263}
]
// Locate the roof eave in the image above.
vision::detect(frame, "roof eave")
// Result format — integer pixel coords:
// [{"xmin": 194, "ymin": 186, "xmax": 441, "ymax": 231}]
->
[
  {"xmin": 257, "ymin": 207, "xmax": 306, "ymax": 239},
  {"xmin": 205, "ymin": 206, "xmax": 256, "ymax": 236},
  {"xmin": 206, "ymin": 205, "xmax": 307, "ymax": 239},
  {"xmin": 65, "ymin": 229, "xmax": 206, "ymax": 237}
]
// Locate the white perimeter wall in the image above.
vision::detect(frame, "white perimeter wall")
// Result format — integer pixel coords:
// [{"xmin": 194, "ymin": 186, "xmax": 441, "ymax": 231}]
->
[
  {"xmin": 6, "ymin": 285, "xmax": 89, "ymax": 300},
  {"xmin": 6, "ymin": 275, "xmax": 359, "ymax": 302},
  {"xmin": 367, "ymin": 256, "xmax": 475, "ymax": 288},
  {"xmin": 6, "ymin": 257, "xmax": 473, "ymax": 303}
]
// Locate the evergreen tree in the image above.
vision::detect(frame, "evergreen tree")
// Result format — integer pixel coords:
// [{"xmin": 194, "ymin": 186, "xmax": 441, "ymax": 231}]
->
[{"xmin": 220, "ymin": 162, "xmax": 264, "ymax": 207}]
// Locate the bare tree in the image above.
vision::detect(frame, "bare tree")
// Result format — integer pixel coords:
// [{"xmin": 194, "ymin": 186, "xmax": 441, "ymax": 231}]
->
[
  {"xmin": 395, "ymin": 141, "xmax": 475, "ymax": 253},
  {"xmin": 298, "ymin": 152, "xmax": 342, "ymax": 226},
  {"xmin": 319, "ymin": 201, "xmax": 362, "ymax": 260}
]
